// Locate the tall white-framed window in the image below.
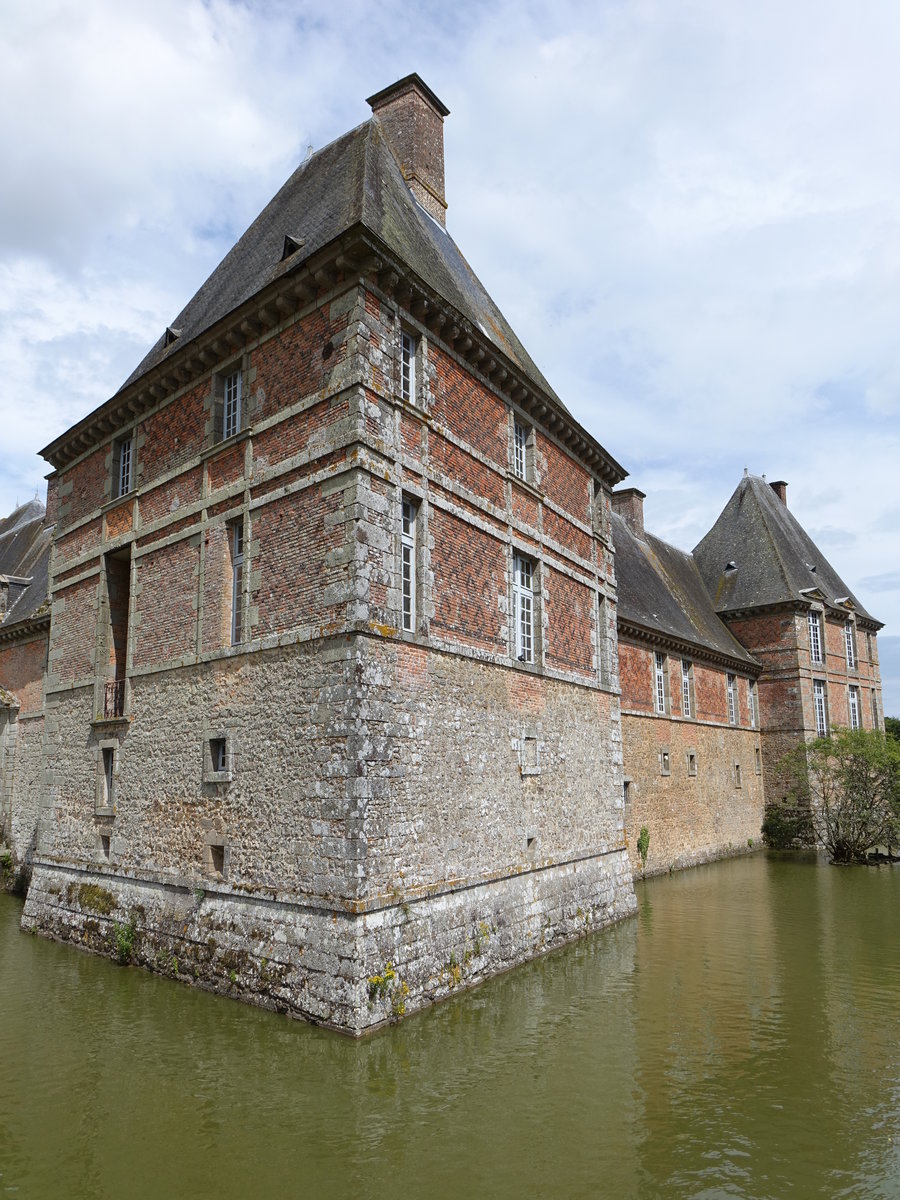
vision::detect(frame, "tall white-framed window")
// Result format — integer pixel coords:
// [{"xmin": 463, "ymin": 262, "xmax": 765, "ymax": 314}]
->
[
  {"xmin": 223, "ymin": 370, "xmax": 242, "ymax": 440},
  {"xmin": 511, "ymin": 418, "xmax": 535, "ymax": 484},
  {"xmin": 727, "ymin": 674, "xmax": 737, "ymax": 724},
  {"xmin": 400, "ymin": 330, "xmax": 417, "ymax": 404},
  {"xmin": 814, "ymin": 679, "xmax": 828, "ymax": 737},
  {"xmin": 116, "ymin": 435, "xmax": 133, "ymax": 498},
  {"xmin": 513, "ymin": 553, "xmax": 534, "ymax": 663},
  {"xmin": 654, "ymin": 652, "xmax": 667, "ymax": 714},
  {"xmin": 401, "ymin": 496, "xmax": 417, "ymax": 633},
  {"xmin": 230, "ymin": 518, "xmax": 244, "ymax": 645},
  {"xmin": 749, "ymin": 679, "xmax": 759, "ymax": 728},
  {"xmin": 808, "ymin": 611, "xmax": 823, "ymax": 665},
  {"xmin": 848, "ymin": 685, "xmax": 861, "ymax": 731},
  {"xmin": 844, "ymin": 622, "xmax": 856, "ymax": 670},
  {"xmin": 681, "ymin": 659, "xmax": 693, "ymax": 719}
]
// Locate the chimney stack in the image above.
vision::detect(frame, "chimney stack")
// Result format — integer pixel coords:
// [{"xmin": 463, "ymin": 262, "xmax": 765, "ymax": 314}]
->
[
  {"xmin": 611, "ymin": 487, "xmax": 646, "ymax": 539},
  {"xmin": 770, "ymin": 480, "xmax": 788, "ymax": 506},
  {"xmin": 367, "ymin": 74, "xmax": 450, "ymax": 226}
]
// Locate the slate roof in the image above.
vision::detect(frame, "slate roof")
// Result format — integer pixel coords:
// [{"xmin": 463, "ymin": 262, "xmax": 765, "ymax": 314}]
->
[
  {"xmin": 122, "ymin": 117, "xmax": 564, "ymax": 410},
  {"xmin": 0, "ymin": 500, "xmax": 52, "ymax": 628},
  {"xmin": 693, "ymin": 474, "xmax": 881, "ymax": 626},
  {"xmin": 613, "ymin": 513, "xmax": 758, "ymax": 668}
]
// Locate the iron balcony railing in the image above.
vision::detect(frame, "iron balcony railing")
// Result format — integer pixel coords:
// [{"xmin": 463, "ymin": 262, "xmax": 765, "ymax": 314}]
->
[{"xmin": 104, "ymin": 679, "xmax": 125, "ymax": 719}]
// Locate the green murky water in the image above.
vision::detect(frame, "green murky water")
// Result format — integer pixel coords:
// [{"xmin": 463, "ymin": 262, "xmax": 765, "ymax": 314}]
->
[{"xmin": 2, "ymin": 853, "xmax": 899, "ymax": 1199}]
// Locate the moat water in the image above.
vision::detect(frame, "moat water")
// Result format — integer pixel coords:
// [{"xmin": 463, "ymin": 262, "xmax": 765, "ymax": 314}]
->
[{"xmin": 2, "ymin": 853, "xmax": 899, "ymax": 1200}]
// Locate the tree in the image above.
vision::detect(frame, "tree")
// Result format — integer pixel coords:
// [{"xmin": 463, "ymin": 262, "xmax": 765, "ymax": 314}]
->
[
  {"xmin": 885, "ymin": 715, "xmax": 900, "ymax": 744},
  {"xmin": 781, "ymin": 729, "xmax": 900, "ymax": 864}
]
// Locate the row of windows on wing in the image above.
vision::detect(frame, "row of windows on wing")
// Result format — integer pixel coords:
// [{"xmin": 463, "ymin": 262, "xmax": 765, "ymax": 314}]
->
[
  {"xmin": 652, "ymin": 651, "xmax": 759, "ymax": 728},
  {"xmin": 401, "ymin": 495, "xmax": 540, "ymax": 664},
  {"xmin": 655, "ymin": 745, "xmax": 761, "ymax": 785},
  {"xmin": 111, "ymin": 368, "xmax": 244, "ymax": 500},
  {"xmin": 807, "ymin": 610, "xmax": 873, "ymax": 670},
  {"xmin": 812, "ymin": 679, "xmax": 876, "ymax": 736}
]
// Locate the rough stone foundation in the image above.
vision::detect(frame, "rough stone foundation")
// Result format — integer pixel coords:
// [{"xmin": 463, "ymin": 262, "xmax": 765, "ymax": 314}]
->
[{"xmin": 23, "ymin": 850, "xmax": 635, "ymax": 1034}]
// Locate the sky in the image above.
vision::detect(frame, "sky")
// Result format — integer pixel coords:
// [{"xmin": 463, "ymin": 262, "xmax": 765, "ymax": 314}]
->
[{"xmin": 2, "ymin": 0, "xmax": 898, "ymax": 713}]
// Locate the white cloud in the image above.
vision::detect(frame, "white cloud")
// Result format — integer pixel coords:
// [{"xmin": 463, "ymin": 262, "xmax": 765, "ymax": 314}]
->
[{"xmin": 1, "ymin": 0, "xmax": 898, "ymax": 708}]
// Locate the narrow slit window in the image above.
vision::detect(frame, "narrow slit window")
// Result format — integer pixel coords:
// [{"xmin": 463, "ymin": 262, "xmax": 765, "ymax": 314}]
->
[
  {"xmin": 513, "ymin": 420, "xmax": 528, "ymax": 480},
  {"xmin": 400, "ymin": 331, "xmax": 417, "ymax": 404},
  {"xmin": 844, "ymin": 622, "xmax": 856, "ymax": 670},
  {"xmin": 727, "ymin": 674, "xmax": 737, "ymax": 724},
  {"xmin": 749, "ymin": 680, "xmax": 758, "ymax": 729},
  {"xmin": 734, "ymin": 761, "xmax": 742, "ymax": 789},
  {"xmin": 513, "ymin": 554, "xmax": 534, "ymax": 663},
  {"xmin": 116, "ymin": 436, "xmax": 133, "ymax": 498},
  {"xmin": 681, "ymin": 660, "xmax": 693, "ymax": 718},
  {"xmin": 223, "ymin": 370, "xmax": 242, "ymax": 440},
  {"xmin": 808, "ymin": 611, "xmax": 822, "ymax": 664},
  {"xmin": 814, "ymin": 679, "xmax": 828, "ymax": 737},
  {"xmin": 230, "ymin": 519, "xmax": 245, "ymax": 645},
  {"xmin": 401, "ymin": 497, "xmax": 417, "ymax": 633},
  {"xmin": 654, "ymin": 652, "xmax": 667, "ymax": 714},
  {"xmin": 848, "ymin": 685, "xmax": 860, "ymax": 731}
]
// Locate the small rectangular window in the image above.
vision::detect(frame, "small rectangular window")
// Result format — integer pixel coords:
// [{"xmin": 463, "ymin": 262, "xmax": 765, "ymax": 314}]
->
[
  {"xmin": 400, "ymin": 331, "xmax": 417, "ymax": 404},
  {"xmin": 814, "ymin": 679, "xmax": 828, "ymax": 737},
  {"xmin": 848, "ymin": 685, "xmax": 860, "ymax": 731},
  {"xmin": 230, "ymin": 519, "xmax": 244, "ymax": 645},
  {"xmin": 687, "ymin": 751, "xmax": 697, "ymax": 777},
  {"xmin": 755, "ymin": 746, "xmax": 762, "ymax": 775},
  {"xmin": 808, "ymin": 611, "xmax": 823, "ymax": 665},
  {"xmin": 681, "ymin": 660, "xmax": 693, "ymax": 719},
  {"xmin": 660, "ymin": 749, "xmax": 671, "ymax": 775},
  {"xmin": 734, "ymin": 761, "xmax": 742, "ymax": 789},
  {"xmin": 654, "ymin": 652, "xmax": 667, "ymax": 714},
  {"xmin": 96, "ymin": 742, "xmax": 118, "ymax": 814},
  {"xmin": 401, "ymin": 497, "xmax": 417, "ymax": 633},
  {"xmin": 844, "ymin": 622, "xmax": 856, "ymax": 670},
  {"xmin": 116, "ymin": 436, "xmax": 133, "ymax": 498},
  {"xmin": 210, "ymin": 737, "xmax": 228, "ymax": 773},
  {"xmin": 727, "ymin": 674, "xmax": 737, "ymax": 724},
  {"xmin": 204, "ymin": 733, "xmax": 233, "ymax": 783},
  {"xmin": 513, "ymin": 553, "xmax": 534, "ymax": 663}
]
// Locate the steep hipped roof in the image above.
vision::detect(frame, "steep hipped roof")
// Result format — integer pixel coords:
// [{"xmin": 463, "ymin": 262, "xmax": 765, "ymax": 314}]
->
[
  {"xmin": 693, "ymin": 474, "xmax": 881, "ymax": 626},
  {"xmin": 0, "ymin": 500, "xmax": 52, "ymax": 628},
  {"xmin": 122, "ymin": 117, "xmax": 563, "ymax": 408},
  {"xmin": 613, "ymin": 514, "xmax": 759, "ymax": 668}
]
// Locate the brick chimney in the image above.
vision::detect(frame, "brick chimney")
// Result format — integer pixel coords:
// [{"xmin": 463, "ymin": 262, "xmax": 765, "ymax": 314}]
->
[
  {"xmin": 770, "ymin": 480, "xmax": 788, "ymax": 506},
  {"xmin": 611, "ymin": 487, "xmax": 646, "ymax": 539},
  {"xmin": 367, "ymin": 74, "xmax": 450, "ymax": 226}
]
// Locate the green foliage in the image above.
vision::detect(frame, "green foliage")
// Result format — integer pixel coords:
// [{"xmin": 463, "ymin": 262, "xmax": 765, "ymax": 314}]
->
[
  {"xmin": 637, "ymin": 826, "xmax": 650, "ymax": 867},
  {"xmin": 112, "ymin": 914, "xmax": 137, "ymax": 964},
  {"xmin": 781, "ymin": 729, "xmax": 900, "ymax": 864},
  {"xmin": 761, "ymin": 802, "xmax": 814, "ymax": 849},
  {"xmin": 885, "ymin": 716, "xmax": 900, "ymax": 744}
]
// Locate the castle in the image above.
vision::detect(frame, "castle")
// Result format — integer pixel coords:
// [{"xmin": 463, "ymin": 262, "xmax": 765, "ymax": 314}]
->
[{"xmin": 0, "ymin": 77, "xmax": 884, "ymax": 1032}]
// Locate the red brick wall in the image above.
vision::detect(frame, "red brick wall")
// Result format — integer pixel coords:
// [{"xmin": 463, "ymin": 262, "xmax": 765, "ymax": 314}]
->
[
  {"xmin": 133, "ymin": 541, "xmax": 196, "ymax": 667},
  {"xmin": 430, "ymin": 509, "xmax": 506, "ymax": 652},
  {"xmin": 0, "ymin": 632, "xmax": 47, "ymax": 714},
  {"xmin": 139, "ymin": 380, "xmax": 208, "ymax": 484},
  {"xmin": 544, "ymin": 568, "xmax": 594, "ymax": 676},
  {"xmin": 429, "ymin": 346, "xmax": 507, "ymax": 464},
  {"xmin": 52, "ymin": 576, "xmax": 99, "ymax": 682}
]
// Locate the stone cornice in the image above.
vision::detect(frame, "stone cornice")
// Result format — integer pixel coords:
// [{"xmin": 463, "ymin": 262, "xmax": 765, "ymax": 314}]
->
[
  {"xmin": 617, "ymin": 617, "xmax": 761, "ymax": 676},
  {"xmin": 0, "ymin": 609, "xmax": 50, "ymax": 646}
]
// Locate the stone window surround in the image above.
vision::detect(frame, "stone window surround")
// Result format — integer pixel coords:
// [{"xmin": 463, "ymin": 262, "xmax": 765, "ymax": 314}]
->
[
  {"xmin": 203, "ymin": 727, "xmax": 234, "ymax": 785},
  {"xmin": 95, "ymin": 737, "xmax": 120, "ymax": 816}
]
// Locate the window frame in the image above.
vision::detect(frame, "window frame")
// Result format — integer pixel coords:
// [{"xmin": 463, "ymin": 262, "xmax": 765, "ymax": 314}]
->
[
  {"xmin": 229, "ymin": 518, "xmax": 245, "ymax": 646},
  {"xmin": 808, "ymin": 610, "xmax": 823, "ymax": 665},
  {"xmin": 115, "ymin": 435, "xmax": 133, "ymax": 498},
  {"xmin": 681, "ymin": 659, "xmax": 693, "ymax": 719},
  {"xmin": 401, "ymin": 496, "xmax": 418, "ymax": 634},
  {"xmin": 513, "ymin": 553, "xmax": 535, "ymax": 664},
  {"xmin": 654, "ymin": 652, "xmax": 668, "ymax": 714},
  {"xmin": 400, "ymin": 330, "xmax": 417, "ymax": 405},
  {"xmin": 749, "ymin": 679, "xmax": 759, "ymax": 729},
  {"xmin": 844, "ymin": 621, "xmax": 857, "ymax": 670},
  {"xmin": 726, "ymin": 673, "xmax": 738, "ymax": 725},
  {"xmin": 204, "ymin": 731, "xmax": 234, "ymax": 784},
  {"xmin": 848, "ymin": 685, "xmax": 861, "ymax": 731},
  {"xmin": 814, "ymin": 679, "xmax": 829, "ymax": 737}
]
